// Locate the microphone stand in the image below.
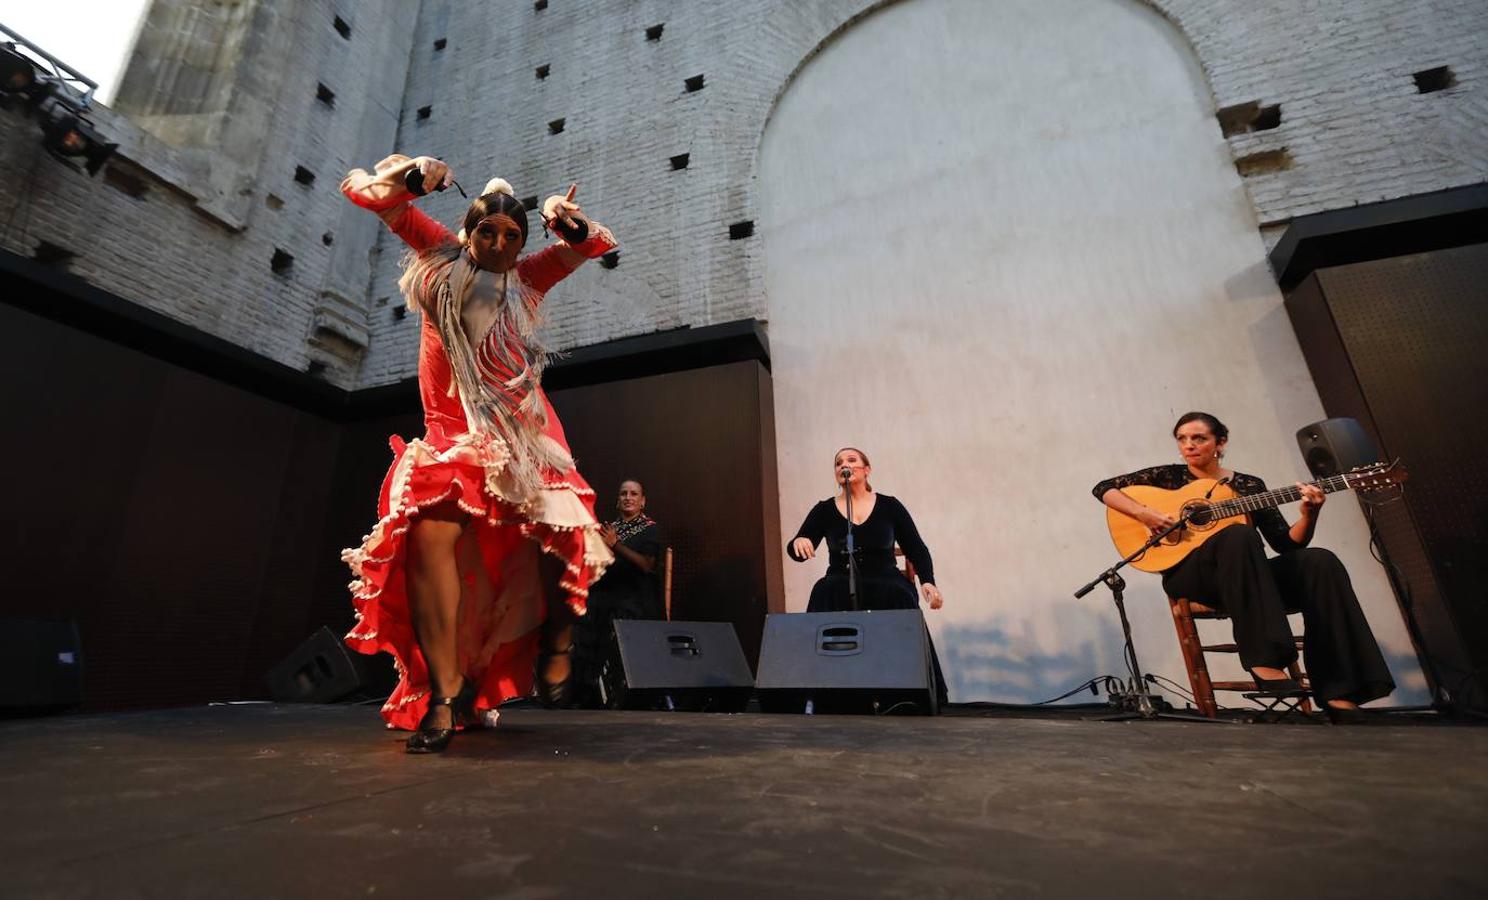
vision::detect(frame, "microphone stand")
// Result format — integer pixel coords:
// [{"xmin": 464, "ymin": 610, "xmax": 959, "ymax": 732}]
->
[
  {"xmin": 1074, "ymin": 517, "xmax": 1227, "ymax": 723},
  {"xmin": 842, "ymin": 471, "xmax": 861, "ymax": 612}
]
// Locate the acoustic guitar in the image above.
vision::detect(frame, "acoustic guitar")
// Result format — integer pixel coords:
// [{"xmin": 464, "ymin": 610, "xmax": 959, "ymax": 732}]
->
[{"xmin": 1106, "ymin": 462, "xmax": 1407, "ymax": 573}]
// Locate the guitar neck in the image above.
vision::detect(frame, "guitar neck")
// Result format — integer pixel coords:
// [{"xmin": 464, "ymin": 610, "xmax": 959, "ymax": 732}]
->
[{"xmin": 1208, "ymin": 474, "xmax": 1352, "ymax": 518}]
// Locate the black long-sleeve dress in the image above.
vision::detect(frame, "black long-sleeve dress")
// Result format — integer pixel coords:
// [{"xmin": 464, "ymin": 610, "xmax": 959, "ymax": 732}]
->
[
  {"xmin": 787, "ymin": 494, "xmax": 934, "ymax": 613},
  {"xmin": 1093, "ymin": 464, "xmax": 1394, "ymax": 704}
]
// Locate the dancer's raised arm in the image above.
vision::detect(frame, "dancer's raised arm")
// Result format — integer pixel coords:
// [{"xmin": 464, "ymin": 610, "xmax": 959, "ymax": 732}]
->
[{"xmin": 340, "ymin": 154, "xmax": 454, "ymax": 251}]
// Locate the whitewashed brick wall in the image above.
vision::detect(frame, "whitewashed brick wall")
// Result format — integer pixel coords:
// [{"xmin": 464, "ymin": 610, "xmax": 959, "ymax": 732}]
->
[{"xmin": 1, "ymin": 0, "xmax": 1482, "ymax": 389}]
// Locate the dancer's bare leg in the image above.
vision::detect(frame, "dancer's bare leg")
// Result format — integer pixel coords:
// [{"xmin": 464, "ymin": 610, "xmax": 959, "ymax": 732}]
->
[{"xmin": 406, "ymin": 500, "xmax": 468, "ymax": 728}]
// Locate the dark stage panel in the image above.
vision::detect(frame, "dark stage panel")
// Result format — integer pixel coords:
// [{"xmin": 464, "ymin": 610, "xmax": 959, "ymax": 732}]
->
[{"xmin": 2, "ymin": 705, "xmax": 1485, "ymax": 899}]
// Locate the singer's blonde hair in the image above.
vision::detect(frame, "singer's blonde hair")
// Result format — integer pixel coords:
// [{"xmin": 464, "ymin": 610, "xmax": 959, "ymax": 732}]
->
[{"xmin": 834, "ymin": 446, "xmax": 873, "ymax": 492}]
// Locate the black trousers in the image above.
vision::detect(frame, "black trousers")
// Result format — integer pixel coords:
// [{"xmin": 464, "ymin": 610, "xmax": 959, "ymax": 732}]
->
[{"xmin": 1162, "ymin": 524, "xmax": 1395, "ymax": 704}]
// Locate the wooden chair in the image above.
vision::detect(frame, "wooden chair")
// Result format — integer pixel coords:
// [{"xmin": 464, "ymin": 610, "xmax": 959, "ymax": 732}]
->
[
  {"xmin": 894, "ymin": 546, "xmax": 918, "ymax": 586},
  {"xmin": 662, "ymin": 547, "xmax": 674, "ymax": 620},
  {"xmin": 1169, "ymin": 596, "xmax": 1312, "ymax": 718}
]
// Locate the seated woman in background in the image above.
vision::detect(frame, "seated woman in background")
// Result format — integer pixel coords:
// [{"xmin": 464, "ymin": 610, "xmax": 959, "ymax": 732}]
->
[
  {"xmin": 573, "ymin": 479, "xmax": 666, "ymax": 706},
  {"xmin": 1092, "ymin": 411, "xmax": 1394, "ymax": 723},
  {"xmin": 787, "ymin": 447, "xmax": 946, "ymax": 704}
]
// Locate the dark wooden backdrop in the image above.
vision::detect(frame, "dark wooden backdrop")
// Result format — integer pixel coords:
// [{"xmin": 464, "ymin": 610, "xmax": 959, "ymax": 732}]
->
[{"xmin": 1, "ymin": 260, "xmax": 780, "ymax": 711}]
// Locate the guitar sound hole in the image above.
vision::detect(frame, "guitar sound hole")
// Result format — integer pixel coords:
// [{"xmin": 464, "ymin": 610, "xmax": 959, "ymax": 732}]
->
[{"xmin": 1185, "ymin": 504, "xmax": 1214, "ymax": 528}]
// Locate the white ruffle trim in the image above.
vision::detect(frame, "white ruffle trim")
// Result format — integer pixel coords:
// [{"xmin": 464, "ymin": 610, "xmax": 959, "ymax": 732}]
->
[{"xmin": 341, "ymin": 432, "xmax": 613, "ymax": 614}]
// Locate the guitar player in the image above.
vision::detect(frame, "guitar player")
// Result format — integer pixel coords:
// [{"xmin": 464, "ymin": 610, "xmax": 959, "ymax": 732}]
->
[{"xmin": 1093, "ymin": 412, "xmax": 1394, "ymax": 722}]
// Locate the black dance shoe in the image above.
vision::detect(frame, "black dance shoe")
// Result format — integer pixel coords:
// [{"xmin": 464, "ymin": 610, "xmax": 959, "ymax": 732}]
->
[
  {"xmin": 1323, "ymin": 704, "xmax": 1371, "ymax": 725},
  {"xmin": 536, "ymin": 643, "xmax": 576, "ymax": 709},
  {"xmin": 405, "ymin": 682, "xmax": 477, "ymax": 754},
  {"xmin": 1248, "ymin": 671, "xmax": 1304, "ymax": 695}
]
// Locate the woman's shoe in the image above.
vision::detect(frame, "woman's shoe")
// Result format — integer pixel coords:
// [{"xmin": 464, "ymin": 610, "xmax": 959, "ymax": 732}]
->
[
  {"xmin": 536, "ymin": 643, "xmax": 576, "ymax": 709},
  {"xmin": 405, "ymin": 681, "xmax": 476, "ymax": 753},
  {"xmin": 1324, "ymin": 704, "xmax": 1369, "ymax": 725},
  {"xmin": 1248, "ymin": 670, "xmax": 1304, "ymax": 694}
]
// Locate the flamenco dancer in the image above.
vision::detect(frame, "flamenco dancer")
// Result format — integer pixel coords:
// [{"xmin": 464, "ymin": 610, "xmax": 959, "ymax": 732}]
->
[{"xmin": 339, "ymin": 154, "xmax": 616, "ymax": 752}]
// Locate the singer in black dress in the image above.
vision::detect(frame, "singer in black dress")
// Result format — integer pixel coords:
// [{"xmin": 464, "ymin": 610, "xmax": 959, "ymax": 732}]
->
[
  {"xmin": 786, "ymin": 449, "xmax": 940, "ymax": 612},
  {"xmin": 1093, "ymin": 412, "xmax": 1394, "ymax": 721},
  {"xmin": 787, "ymin": 448, "xmax": 948, "ymax": 704}
]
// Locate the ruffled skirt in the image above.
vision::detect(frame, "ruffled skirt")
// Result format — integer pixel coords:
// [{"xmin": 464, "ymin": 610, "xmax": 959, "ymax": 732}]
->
[{"xmin": 341, "ymin": 431, "xmax": 610, "ymax": 730}]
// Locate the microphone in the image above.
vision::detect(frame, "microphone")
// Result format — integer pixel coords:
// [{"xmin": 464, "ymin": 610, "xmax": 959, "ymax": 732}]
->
[{"xmin": 839, "ymin": 466, "xmax": 853, "ymax": 483}]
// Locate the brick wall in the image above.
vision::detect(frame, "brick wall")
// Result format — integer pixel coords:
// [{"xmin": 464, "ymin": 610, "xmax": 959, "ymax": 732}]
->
[{"xmin": 1, "ymin": 0, "xmax": 1483, "ymax": 388}]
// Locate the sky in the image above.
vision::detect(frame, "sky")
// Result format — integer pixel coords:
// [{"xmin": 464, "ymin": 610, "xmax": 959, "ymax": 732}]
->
[{"xmin": 0, "ymin": 0, "xmax": 150, "ymax": 104}]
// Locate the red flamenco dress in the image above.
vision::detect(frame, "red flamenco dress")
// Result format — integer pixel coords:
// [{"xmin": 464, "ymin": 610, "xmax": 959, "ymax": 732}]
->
[{"xmin": 339, "ymin": 158, "xmax": 615, "ymax": 730}]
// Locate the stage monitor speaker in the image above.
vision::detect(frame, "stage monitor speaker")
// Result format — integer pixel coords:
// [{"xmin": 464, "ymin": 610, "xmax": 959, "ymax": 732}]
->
[
  {"xmin": 0, "ymin": 619, "xmax": 82, "ymax": 711},
  {"xmin": 755, "ymin": 609, "xmax": 939, "ymax": 715},
  {"xmin": 265, "ymin": 626, "xmax": 365, "ymax": 703},
  {"xmin": 1296, "ymin": 417, "xmax": 1382, "ymax": 477},
  {"xmin": 609, "ymin": 620, "xmax": 754, "ymax": 712}
]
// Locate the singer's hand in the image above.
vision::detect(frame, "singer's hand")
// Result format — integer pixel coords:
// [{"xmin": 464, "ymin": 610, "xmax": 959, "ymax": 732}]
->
[
  {"xmin": 411, "ymin": 156, "xmax": 452, "ymax": 192},
  {"xmin": 542, "ymin": 184, "xmax": 582, "ymax": 229},
  {"xmin": 1297, "ymin": 482, "xmax": 1326, "ymax": 518},
  {"xmin": 921, "ymin": 583, "xmax": 943, "ymax": 610},
  {"xmin": 791, "ymin": 537, "xmax": 816, "ymax": 561}
]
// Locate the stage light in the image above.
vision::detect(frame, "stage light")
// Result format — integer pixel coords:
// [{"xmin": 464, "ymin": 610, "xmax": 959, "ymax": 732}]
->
[
  {"xmin": 1, "ymin": 43, "xmax": 37, "ymax": 94},
  {"xmin": 1, "ymin": 28, "xmax": 114, "ymax": 176},
  {"xmin": 40, "ymin": 108, "xmax": 117, "ymax": 175}
]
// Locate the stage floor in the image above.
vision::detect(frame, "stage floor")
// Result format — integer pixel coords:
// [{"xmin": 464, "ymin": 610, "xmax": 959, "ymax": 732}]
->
[{"xmin": 2, "ymin": 703, "xmax": 1485, "ymax": 899}]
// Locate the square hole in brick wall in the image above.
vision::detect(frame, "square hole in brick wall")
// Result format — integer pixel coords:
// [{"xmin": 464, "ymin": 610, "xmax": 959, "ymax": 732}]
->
[
  {"xmin": 684, "ymin": 74, "xmax": 705, "ymax": 93},
  {"xmin": 1413, "ymin": 65, "xmax": 1456, "ymax": 93},
  {"xmin": 417, "ymin": 105, "xmax": 432, "ymax": 120},
  {"xmin": 535, "ymin": 64, "xmax": 550, "ymax": 80},
  {"xmin": 1234, "ymin": 148, "xmax": 1292, "ymax": 177},
  {"xmin": 34, "ymin": 240, "xmax": 74, "ymax": 268},
  {"xmin": 646, "ymin": 24, "xmax": 664, "ymax": 41},
  {"xmin": 322, "ymin": 232, "xmax": 334, "ymax": 246},
  {"xmin": 271, "ymin": 248, "xmax": 294, "ymax": 275},
  {"xmin": 1217, "ymin": 100, "xmax": 1282, "ymax": 136},
  {"xmin": 266, "ymin": 193, "xmax": 284, "ymax": 210},
  {"xmin": 728, "ymin": 220, "xmax": 754, "ymax": 240},
  {"xmin": 600, "ymin": 251, "xmax": 619, "ymax": 269},
  {"xmin": 669, "ymin": 153, "xmax": 690, "ymax": 170},
  {"xmin": 333, "ymin": 16, "xmax": 350, "ymax": 40},
  {"xmin": 103, "ymin": 165, "xmax": 148, "ymax": 199},
  {"xmin": 294, "ymin": 165, "xmax": 316, "ymax": 186},
  {"xmin": 1252, "ymin": 104, "xmax": 1281, "ymax": 131},
  {"xmin": 433, "ymin": 38, "xmax": 446, "ymax": 51},
  {"xmin": 548, "ymin": 117, "xmax": 565, "ymax": 134},
  {"xmin": 534, "ymin": 0, "xmax": 547, "ymax": 11},
  {"xmin": 520, "ymin": 195, "xmax": 539, "ymax": 212},
  {"xmin": 394, "ymin": 306, "xmax": 408, "ymax": 320},
  {"xmin": 316, "ymin": 83, "xmax": 335, "ymax": 107}
]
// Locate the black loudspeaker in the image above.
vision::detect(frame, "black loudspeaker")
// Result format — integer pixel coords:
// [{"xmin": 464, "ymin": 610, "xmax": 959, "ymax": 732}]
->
[
  {"xmin": 265, "ymin": 626, "xmax": 365, "ymax": 703},
  {"xmin": 1296, "ymin": 417, "xmax": 1382, "ymax": 477},
  {"xmin": 609, "ymin": 620, "xmax": 754, "ymax": 712},
  {"xmin": 1285, "ymin": 243, "xmax": 1488, "ymax": 710},
  {"xmin": 0, "ymin": 619, "xmax": 82, "ymax": 711},
  {"xmin": 755, "ymin": 610, "xmax": 939, "ymax": 715}
]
